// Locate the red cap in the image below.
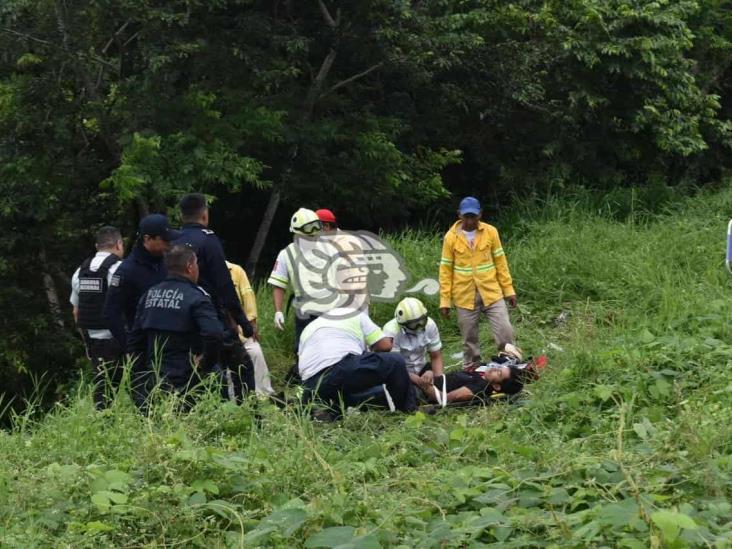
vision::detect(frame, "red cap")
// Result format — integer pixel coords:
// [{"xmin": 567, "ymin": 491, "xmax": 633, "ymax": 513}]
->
[{"xmin": 316, "ymin": 209, "xmax": 337, "ymax": 224}]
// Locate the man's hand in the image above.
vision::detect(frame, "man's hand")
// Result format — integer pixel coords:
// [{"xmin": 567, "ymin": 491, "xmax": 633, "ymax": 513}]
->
[
  {"xmin": 505, "ymin": 295, "xmax": 517, "ymax": 308},
  {"xmin": 274, "ymin": 311, "xmax": 285, "ymax": 330},
  {"xmin": 420, "ymin": 370, "xmax": 434, "ymax": 385},
  {"xmin": 238, "ymin": 322, "xmax": 259, "ymax": 341},
  {"xmin": 439, "ymin": 307, "xmax": 450, "ymax": 319}
]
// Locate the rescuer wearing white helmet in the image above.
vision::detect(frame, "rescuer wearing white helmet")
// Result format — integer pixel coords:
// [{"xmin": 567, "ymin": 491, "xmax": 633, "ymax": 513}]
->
[
  {"xmin": 382, "ymin": 297, "xmax": 445, "ymax": 395},
  {"xmin": 267, "ymin": 208, "xmax": 323, "ymax": 352}
]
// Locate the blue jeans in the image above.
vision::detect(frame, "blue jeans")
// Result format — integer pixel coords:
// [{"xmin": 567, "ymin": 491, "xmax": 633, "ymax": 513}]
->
[{"xmin": 303, "ymin": 352, "xmax": 417, "ymax": 414}]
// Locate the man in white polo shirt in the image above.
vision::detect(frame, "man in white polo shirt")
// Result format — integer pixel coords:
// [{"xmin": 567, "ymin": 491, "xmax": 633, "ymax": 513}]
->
[
  {"xmin": 298, "ymin": 307, "xmax": 416, "ymax": 417},
  {"xmin": 383, "ymin": 297, "xmax": 444, "ymax": 394}
]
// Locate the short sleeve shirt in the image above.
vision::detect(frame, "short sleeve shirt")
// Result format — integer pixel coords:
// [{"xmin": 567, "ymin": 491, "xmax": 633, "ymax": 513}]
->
[
  {"xmin": 267, "ymin": 248, "xmax": 291, "ymax": 290},
  {"xmin": 298, "ymin": 308, "xmax": 384, "ymax": 381},
  {"xmin": 382, "ymin": 317, "xmax": 442, "ymax": 374}
]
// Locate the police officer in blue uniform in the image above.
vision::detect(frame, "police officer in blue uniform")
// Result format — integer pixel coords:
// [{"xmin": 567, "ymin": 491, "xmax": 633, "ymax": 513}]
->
[
  {"xmin": 174, "ymin": 193, "xmax": 255, "ymax": 398},
  {"xmin": 104, "ymin": 214, "xmax": 180, "ymax": 347},
  {"xmin": 103, "ymin": 214, "xmax": 180, "ymax": 408},
  {"xmin": 128, "ymin": 245, "xmax": 223, "ymax": 404}
]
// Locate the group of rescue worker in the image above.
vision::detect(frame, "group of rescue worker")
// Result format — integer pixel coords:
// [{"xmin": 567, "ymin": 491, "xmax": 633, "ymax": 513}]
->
[{"xmin": 71, "ymin": 192, "xmax": 533, "ymax": 418}]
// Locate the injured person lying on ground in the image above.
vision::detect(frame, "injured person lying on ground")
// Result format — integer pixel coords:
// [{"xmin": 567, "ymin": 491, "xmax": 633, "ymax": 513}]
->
[{"xmin": 418, "ymin": 344, "xmax": 546, "ymax": 407}]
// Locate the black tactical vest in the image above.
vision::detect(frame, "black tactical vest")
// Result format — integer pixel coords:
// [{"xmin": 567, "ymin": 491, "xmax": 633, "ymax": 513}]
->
[{"xmin": 77, "ymin": 254, "xmax": 120, "ymax": 330}]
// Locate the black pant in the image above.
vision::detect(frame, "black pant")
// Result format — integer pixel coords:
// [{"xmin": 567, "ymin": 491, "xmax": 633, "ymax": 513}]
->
[
  {"xmin": 219, "ymin": 338, "xmax": 255, "ymax": 404},
  {"xmin": 303, "ymin": 352, "xmax": 416, "ymax": 415},
  {"xmin": 294, "ymin": 313, "xmax": 318, "ymax": 354},
  {"xmin": 87, "ymin": 337, "xmax": 123, "ymax": 410}
]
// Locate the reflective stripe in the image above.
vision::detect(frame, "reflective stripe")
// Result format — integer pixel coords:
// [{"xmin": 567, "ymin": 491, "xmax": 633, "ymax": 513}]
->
[
  {"xmin": 284, "ymin": 243, "xmax": 300, "ymax": 297},
  {"xmin": 365, "ymin": 328, "xmax": 385, "ymax": 346},
  {"xmin": 301, "ymin": 315, "xmax": 363, "ymax": 345},
  {"xmin": 493, "ymin": 248, "xmax": 505, "ymax": 258},
  {"xmin": 268, "ymin": 274, "xmax": 288, "ymax": 285},
  {"xmin": 452, "ymin": 263, "xmax": 495, "ymax": 275},
  {"xmin": 440, "ymin": 257, "xmax": 453, "ymax": 265}
]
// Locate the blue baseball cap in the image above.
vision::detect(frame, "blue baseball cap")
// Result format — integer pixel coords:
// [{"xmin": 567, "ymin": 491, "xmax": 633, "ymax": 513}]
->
[
  {"xmin": 458, "ymin": 196, "xmax": 481, "ymax": 216},
  {"xmin": 139, "ymin": 214, "xmax": 181, "ymax": 241}
]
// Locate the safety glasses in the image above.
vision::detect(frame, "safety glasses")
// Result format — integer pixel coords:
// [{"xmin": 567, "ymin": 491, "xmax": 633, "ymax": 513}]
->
[
  {"xmin": 298, "ymin": 220, "xmax": 323, "ymax": 235},
  {"xmin": 401, "ymin": 315, "xmax": 428, "ymax": 331}
]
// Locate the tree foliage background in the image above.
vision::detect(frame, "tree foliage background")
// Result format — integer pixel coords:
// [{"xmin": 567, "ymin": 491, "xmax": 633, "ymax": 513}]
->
[{"xmin": 1, "ymin": 0, "xmax": 732, "ymax": 400}]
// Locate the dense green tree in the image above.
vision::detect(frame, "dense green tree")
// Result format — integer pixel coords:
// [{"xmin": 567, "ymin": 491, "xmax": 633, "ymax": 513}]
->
[{"xmin": 1, "ymin": 0, "xmax": 731, "ymax": 402}]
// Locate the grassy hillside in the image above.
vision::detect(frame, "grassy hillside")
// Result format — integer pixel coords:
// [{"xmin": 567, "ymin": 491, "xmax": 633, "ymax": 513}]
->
[{"xmin": 2, "ymin": 189, "xmax": 732, "ymax": 547}]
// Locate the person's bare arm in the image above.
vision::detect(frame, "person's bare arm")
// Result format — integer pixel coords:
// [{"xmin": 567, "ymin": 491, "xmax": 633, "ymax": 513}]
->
[
  {"xmin": 272, "ymin": 286, "xmax": 285, "ymax": 312},
  {"xmin": 371, "ymin": 337, "xmax": 393, "ymax": 352},
  {"xmin": 72, "ymin": 306, "xmax": 79, "ymax": 323},
  {"xmin": 446, "ymin": 386, "xmax": 475, "ymax": 402},
  {"xmin": 429, "ymin": 350, "xmax": 444, "ymax": 376},
  {"xmin": 409, "ymin": 372, "xmax": 424, "ymax": 386}
]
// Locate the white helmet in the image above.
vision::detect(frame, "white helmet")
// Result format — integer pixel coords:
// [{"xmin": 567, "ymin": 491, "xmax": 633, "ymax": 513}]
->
[
  {"xmin": 395, "ymin": 297, "xmax": 428, "ymax": 331},
  {"xmin": 500, "ymin": 343, "xmax": 523, "ymax": 361},
  {"xmin": 290, "ymin": 208, "xmax": 322, "ymax": 235}
]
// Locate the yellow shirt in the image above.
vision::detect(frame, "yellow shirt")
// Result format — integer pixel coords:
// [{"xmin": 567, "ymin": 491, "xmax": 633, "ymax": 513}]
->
[
  {"xmin": 226, "ymin": 261, "xmax": 257, "ymax": 321},
  {"xmin": 439, "ymin": 220, "xmax": 515, "ymax": 310}
]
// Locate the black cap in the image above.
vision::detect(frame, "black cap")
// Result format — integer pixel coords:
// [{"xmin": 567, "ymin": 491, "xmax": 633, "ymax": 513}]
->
[{"xmin": 139, "ymin": 214, "xmax": 181, "ymax": 242}]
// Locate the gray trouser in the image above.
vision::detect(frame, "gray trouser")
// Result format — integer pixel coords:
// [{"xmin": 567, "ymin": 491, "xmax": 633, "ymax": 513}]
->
[
  {"xmin": 243, "ymin": 338, "xmax": 275, "ymax": 395},
  {"xmin": 456, "ymin": 291, "xmax": 515, "ymax": 366}
]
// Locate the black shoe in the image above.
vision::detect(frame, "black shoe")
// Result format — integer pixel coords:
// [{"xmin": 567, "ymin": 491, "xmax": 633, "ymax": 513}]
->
[
  {"xmin": 311, "ymin": 409, "xmax": 339, "ymax": 423},
  {"xmin": 284, "ymin": 364, "xmax": 302, "ymax": 385},
  {"xmin": 420, "ymin": 404, "xmax": 440, "ymax": 416}
]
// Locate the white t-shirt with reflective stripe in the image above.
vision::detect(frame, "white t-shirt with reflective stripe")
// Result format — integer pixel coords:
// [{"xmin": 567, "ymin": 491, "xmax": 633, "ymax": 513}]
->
[
  {"xmin": 382, "ymin": 317, "xmax": 442, "ymax": 374},
  {"xmin": 298, "ymin": 308, "xmax": 384, "ymax": 381},
  {"xmin": 267, "ymin": 247, "xmax": 291, "ymax": 290}
]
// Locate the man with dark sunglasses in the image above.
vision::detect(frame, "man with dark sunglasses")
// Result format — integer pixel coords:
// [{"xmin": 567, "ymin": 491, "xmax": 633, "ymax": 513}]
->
[{"xmin": 383, "ymin": 297, "xmax": 444, "ymax": 394}]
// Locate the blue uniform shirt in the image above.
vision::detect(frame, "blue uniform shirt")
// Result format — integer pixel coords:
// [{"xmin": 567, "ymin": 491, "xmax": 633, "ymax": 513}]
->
[
  {"xmin": 173, "ymin": 223, "xmax": 252, "ymax": 336},
  {"xmin": 128, "ymin": 275, "xmax": 224, "ymax": 387},
  {"xmin": 103, "ymin": 243, "xmax": 166, "ymax": 349}
]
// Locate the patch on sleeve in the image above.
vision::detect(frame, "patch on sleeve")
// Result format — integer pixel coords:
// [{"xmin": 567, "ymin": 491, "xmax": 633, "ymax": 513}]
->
[
  {"xmin": 110, "ymin": 274, "xmax": 122, "ymax": 287},
  {"xmin": 202, "ymin": 229, "xmax": 215, "ymax": 235}
]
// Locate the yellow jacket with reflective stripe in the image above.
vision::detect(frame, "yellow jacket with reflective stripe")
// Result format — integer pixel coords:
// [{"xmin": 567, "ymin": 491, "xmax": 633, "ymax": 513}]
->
[
  {"xmin": 439, "ymin": 220, "xmax": 515, "ymax": 310},
  {"xmin": 226, "ymin": 261, "xmax": 258, "ymax": 321}
]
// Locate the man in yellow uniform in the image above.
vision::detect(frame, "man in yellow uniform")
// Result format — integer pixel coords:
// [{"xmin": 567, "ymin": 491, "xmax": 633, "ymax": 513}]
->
[
  {"xmin": 439, "ymin": 196, "xmax": 517, "ymax": 368},
  {"xmin": 226, "ymin": 261, "xmax": 275, "ymax": 395}
]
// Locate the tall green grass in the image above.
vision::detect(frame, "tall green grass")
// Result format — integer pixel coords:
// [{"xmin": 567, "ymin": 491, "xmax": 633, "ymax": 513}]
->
[{"xmin": 1, "ymin": 187, "xmax": 732, "ymax": 547}]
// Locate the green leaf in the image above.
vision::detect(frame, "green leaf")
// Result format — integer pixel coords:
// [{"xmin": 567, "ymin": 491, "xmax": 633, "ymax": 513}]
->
[
  {"xmin": 187, "ymin": 491, "xmax": 207, "ymax": 506},
  {"xmin": 261, "ymin": 508, "xmax": 308, "ymax": 537},
  {"xmin": 82, "ymin": 521, "xmax": 113, "ymax": 535},
  {"xmin": 203, "ymin": 499, "xmax": 240, "ymax": 520},
  {"xmin": 191, "ymin": 479, "xmax": 219, "ymax": 495},
  {"xmin": 305, "ymin": 526, "xmax": 356, "ymax": 548},
  {"xmin": 593, "ymin": 384, "xmax": 614, "ymax": 402},
  {"xmin": 651, "ymin": 510, "xmax": 698, "ymax": 542},
  {"xmin": 91, "ymin": 492, "xmax": 111, "ymax": 510},
  {"xmin": 104, "ymin": 470, "xmax": 131, "ymax": 485},
  {"xmin": 404, "ymin": 412, "xmax": 426, "ymax": 428},
  {"xmin": 640, "ymin": 329, "xmax": 655, "ymax": 344},
  {"xmin": 107, "ymin": 492, "xmax": 128, "ymax": 505},
  {"xmin": 598, "ymin": 500, "xmax": 640, "ymax": 527},
  {"xmin": 632, "ymin": 422, "xmax": 648, "ymax": 439}
]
